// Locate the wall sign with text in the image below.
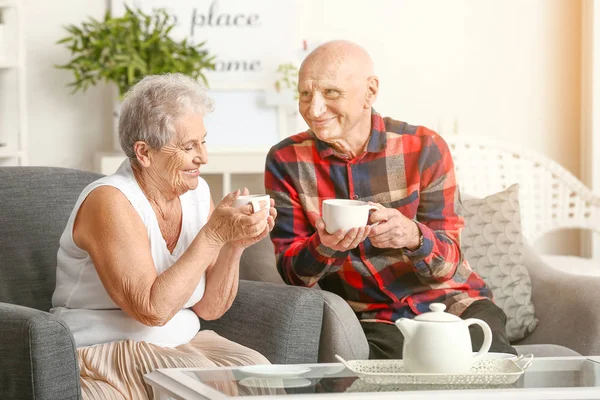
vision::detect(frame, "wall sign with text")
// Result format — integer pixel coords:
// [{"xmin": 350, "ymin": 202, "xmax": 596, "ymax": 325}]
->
[{"xmin": 112, "ymin": 0, "xmax": 298, "ymax": 88}]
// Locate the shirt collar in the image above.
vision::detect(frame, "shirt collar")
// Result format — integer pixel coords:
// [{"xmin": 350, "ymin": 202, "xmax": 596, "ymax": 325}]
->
[{"xmin": 313, "ymin": 109, "xmax": 388, "ymax": 159}]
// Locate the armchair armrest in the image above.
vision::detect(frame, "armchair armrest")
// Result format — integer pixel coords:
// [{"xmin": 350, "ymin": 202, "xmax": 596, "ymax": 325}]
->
[
  {"xmin": 319, "ymin": 290, "xmax": 369, "ymax": 362},
  {"xmin": 200, "ymin": 280, "xmax": 324, "ymax": 364},
  {"xmin": 0, "ymin": 303, "xmax": 80, "ymax": 400},
  {"xmin": 515, "ymin": 244, "xmax": 600, "ymax": 355}
]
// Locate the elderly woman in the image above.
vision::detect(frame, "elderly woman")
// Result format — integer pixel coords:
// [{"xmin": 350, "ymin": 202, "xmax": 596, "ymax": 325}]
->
[{"xmin": 50, "ymin": 74, "xmax": 276, "ymax": 399}]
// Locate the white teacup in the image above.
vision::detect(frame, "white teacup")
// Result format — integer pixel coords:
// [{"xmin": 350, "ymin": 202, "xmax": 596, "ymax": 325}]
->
[
  {"xmin": 322, "ymin": 199, "xmax": 378, "ymax": 234},
  {"xmin": 234, "ymin": 194, "xmax": 270, "ymax": 216}
]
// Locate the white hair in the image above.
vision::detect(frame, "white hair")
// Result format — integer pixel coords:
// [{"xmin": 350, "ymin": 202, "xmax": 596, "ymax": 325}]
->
[{"xmin": 119, "ymin": 73, "xmax": 215, "ymax": 160}]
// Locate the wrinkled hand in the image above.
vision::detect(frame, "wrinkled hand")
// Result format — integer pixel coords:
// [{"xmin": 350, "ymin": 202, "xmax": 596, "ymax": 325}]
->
[
  {"xmin": 367, "ymin": 202, "xmax": 421, "ymax": 250},
  {"xmin": 315, "ymin": 219, "xmax": 372, "ymax": 252},
  {"xmin": 203, "ymin": 188, "xmax": 274, "ymax": 248},
  {"xmin": 230, "ymin": 196, "xmax": 277, "ymax": 249}
]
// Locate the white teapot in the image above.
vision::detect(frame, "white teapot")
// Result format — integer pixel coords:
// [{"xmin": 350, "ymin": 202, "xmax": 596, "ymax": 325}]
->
[{"xmin": 395, "ymin": 303, "xmax": 492, "ymax": 373}]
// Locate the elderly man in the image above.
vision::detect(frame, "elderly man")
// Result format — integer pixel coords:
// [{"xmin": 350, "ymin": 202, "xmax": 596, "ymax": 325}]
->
[{"xmin": 264, "ymin": 40, "xmax": 516, "ymax": 359}]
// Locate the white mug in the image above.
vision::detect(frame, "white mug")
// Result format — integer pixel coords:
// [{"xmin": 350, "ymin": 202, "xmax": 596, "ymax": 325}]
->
[
  {"xmin": 234, "ymin": 194, "xmax": 270, "ymax": 216},
  {"xmin": 322, "ymin": 199, "xmax": 378, "ymax": 234}
]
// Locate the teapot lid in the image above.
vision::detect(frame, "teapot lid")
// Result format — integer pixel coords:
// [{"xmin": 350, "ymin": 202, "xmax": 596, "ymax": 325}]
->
[{"xmin": 414, "ymin": 303, "xmax": 461, "ymax": 322}]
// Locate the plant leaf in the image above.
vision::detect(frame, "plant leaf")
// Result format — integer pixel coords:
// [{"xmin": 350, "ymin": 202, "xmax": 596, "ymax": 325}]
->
[{"xmin": 55, "ymin": 6, "xmax": 216, "ymax": 94}]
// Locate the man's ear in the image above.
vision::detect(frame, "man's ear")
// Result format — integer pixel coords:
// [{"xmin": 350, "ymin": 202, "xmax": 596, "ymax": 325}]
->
[
  {"xmin": 364, "ymin": 76, "xmax": 379, "ymax": 109},
  {"xmin": 133, "ymin": 141, "xmax": 152, "ymax": 167}
]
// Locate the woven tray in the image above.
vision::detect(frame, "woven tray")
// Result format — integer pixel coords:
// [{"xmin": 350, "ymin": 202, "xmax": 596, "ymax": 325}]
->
[
  {"xmin": 345, "ymin": 379, "xmax": 515, "ymax": 393},
  {"xmin": 335, "ymin": 354, "xmax": 533, "ymax": 385}
]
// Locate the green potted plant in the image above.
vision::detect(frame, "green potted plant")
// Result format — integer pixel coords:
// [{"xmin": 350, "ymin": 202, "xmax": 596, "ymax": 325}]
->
[
  {"xmin": 274, "ymin": 63, "xmax": 299, "ymax": 97},
  {"xmin": 265, "ymin": 62, "xmax": 298, "ymax": 110},
  {"xmin": 56, "ymin": 6, "xmax": 216, "ymax": 150}
]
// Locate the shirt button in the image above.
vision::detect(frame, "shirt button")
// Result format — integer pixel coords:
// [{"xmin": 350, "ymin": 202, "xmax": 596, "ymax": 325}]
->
[
  {"xmin": 352, "ymin": 194, "xmax": 359, "ymax": 200},
  {"xmin": 349, "ymin": 163, "xmax": 354, "ymax": 167}
]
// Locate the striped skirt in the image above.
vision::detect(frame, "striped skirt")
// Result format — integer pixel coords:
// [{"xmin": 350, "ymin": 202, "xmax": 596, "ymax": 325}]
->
[{"xmin": 78, "ymin": 330, "xmax": 271, "ymax": 399}]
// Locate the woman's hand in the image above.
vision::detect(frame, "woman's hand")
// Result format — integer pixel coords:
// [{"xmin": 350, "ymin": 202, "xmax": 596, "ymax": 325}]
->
[
  {"xmin": 230, "ymin": 197, "xmax": 277, "ymax": 249},
  {"xmin": 202, "ymin": 189, "xmax": 274, "ymax": 247}
]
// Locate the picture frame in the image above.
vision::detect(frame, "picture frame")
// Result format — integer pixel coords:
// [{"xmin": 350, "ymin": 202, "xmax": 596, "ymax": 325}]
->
[{"xmin": 110, "ymin": 0, "xmax": 298, "ymax": 89}]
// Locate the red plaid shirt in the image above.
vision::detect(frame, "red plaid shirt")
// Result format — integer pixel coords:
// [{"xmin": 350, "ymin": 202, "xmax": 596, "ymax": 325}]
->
[{"xmin": 265, "ymin": 110, "xmax": 490, "ymax": 323}]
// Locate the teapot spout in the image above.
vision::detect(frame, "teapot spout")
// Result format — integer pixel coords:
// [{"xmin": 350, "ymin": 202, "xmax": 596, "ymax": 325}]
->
[{"xmin": 395, "ymin": 318, "xmax": 417, "ymax": 341}]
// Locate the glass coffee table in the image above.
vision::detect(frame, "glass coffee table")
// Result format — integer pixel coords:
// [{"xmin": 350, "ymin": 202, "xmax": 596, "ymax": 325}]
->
[{"xmin": 144, "ymin": 356, "xmax": 600, "ymax": 399}]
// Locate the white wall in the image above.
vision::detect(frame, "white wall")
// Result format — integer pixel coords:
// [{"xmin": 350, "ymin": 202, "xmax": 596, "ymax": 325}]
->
[
  {"xmin": 581, "ymin": 0, "xmax": 600, "ymax": 258},
  {"xmin": 22, "ymin": 0, "xmax": 583, "ymax": 253},
  {"xmin": 303, "ymin": 0, "xmax": 581, "ymax": 172},
  {"xmin": 24, "ymin": 0, "xmax": 111, "ymax": 171}
]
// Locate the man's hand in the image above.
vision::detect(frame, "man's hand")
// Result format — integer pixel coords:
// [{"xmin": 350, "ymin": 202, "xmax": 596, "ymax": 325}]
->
[
  {"xmin": 367, "ymin": 202, "xmax": 421, "ymax": 250},
  {"xmin": 315, "ymin": 219, "xmax": 371, "ymax": 252}
]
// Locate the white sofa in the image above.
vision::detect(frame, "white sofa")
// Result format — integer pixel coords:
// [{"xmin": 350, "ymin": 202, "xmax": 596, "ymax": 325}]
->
[{"xmin": 446, "ymin": 134, "xmax": 600, "ymax": 271}]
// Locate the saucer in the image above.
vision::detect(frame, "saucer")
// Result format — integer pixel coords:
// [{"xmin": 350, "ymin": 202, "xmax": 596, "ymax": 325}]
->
[
  {"xmin": 238, "ymin": 365, "xmax": 311, "ymax": 378},
  {"xmin": 239, "ymin": 377, "xmax": 312, "ymax": 389}
]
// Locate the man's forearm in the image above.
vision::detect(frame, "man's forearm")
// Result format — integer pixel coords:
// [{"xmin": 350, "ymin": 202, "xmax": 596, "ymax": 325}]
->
[
  {"xmin": 404, "ymin": 222, "xmax": 461, "ymax": 282},
  {"xmin": 276, "ymin": 233, "xmax": 348, "ymax": 287}
]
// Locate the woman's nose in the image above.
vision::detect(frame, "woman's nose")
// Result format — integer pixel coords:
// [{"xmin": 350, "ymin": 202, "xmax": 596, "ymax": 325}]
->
[
  {"xmin": 194, "ymin": 148, "xmax": 207, "ymax": 165},
  {"xmin": 194, "ymin": 154, "xmax": 206, "ymax": 165}
]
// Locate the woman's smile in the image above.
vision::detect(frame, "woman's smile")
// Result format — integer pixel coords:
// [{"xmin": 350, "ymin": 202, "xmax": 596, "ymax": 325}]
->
[{"xmin": 182, "ymin": 168, "xmax": 199, "ymax": 177}]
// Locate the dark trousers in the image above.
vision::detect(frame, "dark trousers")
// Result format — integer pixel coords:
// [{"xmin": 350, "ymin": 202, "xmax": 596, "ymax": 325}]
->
[{"xmin": 361, "ymin": 299, "xmax": 517, "ymax": 360}]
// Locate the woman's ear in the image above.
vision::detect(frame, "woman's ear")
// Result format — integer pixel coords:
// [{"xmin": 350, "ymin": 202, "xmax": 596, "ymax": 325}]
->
[
  {"xmin": 364, "ymin": 76, "xmax": 379, "ymax": 109},
  {"xmin": 133, "ymin": 141, "xmax": 152, "ymax": 167}
]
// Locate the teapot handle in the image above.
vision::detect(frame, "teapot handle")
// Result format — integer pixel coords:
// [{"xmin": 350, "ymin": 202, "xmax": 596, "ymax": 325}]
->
[{"xmin": 464, "ymin": 318, "xmax": 492, "ymax": 360}]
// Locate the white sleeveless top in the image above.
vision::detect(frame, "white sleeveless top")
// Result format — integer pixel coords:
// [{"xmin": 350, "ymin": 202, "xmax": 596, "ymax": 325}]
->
[{"xmin": 51, "ymin": 160, "xmax": 210, "ymax": 348}]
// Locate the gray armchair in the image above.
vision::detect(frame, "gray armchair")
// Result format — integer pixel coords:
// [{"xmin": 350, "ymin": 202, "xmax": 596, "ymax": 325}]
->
[{"xmin": 0, "ymin": 167, "xmax": 326, "ymax": 400}]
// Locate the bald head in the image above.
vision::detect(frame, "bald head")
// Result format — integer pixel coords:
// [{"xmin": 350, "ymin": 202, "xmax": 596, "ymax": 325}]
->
[
  {"xmin": 297, "ymin": 40, "xmax": 379, "ymax": 155},
  {"xmin": 300, "ymin": 40, "xmax": 374, "ymax": 80}
]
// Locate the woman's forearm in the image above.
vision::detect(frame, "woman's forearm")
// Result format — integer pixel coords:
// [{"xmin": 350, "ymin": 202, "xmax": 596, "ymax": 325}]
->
[
  {"xmin": 191, "ymin": 243, "xmax": 243, "ymax": 320},
  {"xmin": 141, "ymin": 230, "xmax": 222, "ymax": 326}
]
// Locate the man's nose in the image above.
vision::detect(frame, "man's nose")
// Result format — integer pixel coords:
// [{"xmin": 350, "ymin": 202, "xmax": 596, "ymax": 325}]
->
[{"xmin": 307, "ymin": 93, "xmax": 326, "ymax": 118}]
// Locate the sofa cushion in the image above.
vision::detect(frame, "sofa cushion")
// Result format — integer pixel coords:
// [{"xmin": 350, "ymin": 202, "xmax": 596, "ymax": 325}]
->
[
  {"xmin": 460, "ymin": 184, "xmax": 538, "ymax": 341},
  {"xmin": 239, "ymin": 236, "xmax": 284, "ymax": 284},
  {"xmin": 513, "ymin": 344, "xmax": 580, "ymax": 357}
]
